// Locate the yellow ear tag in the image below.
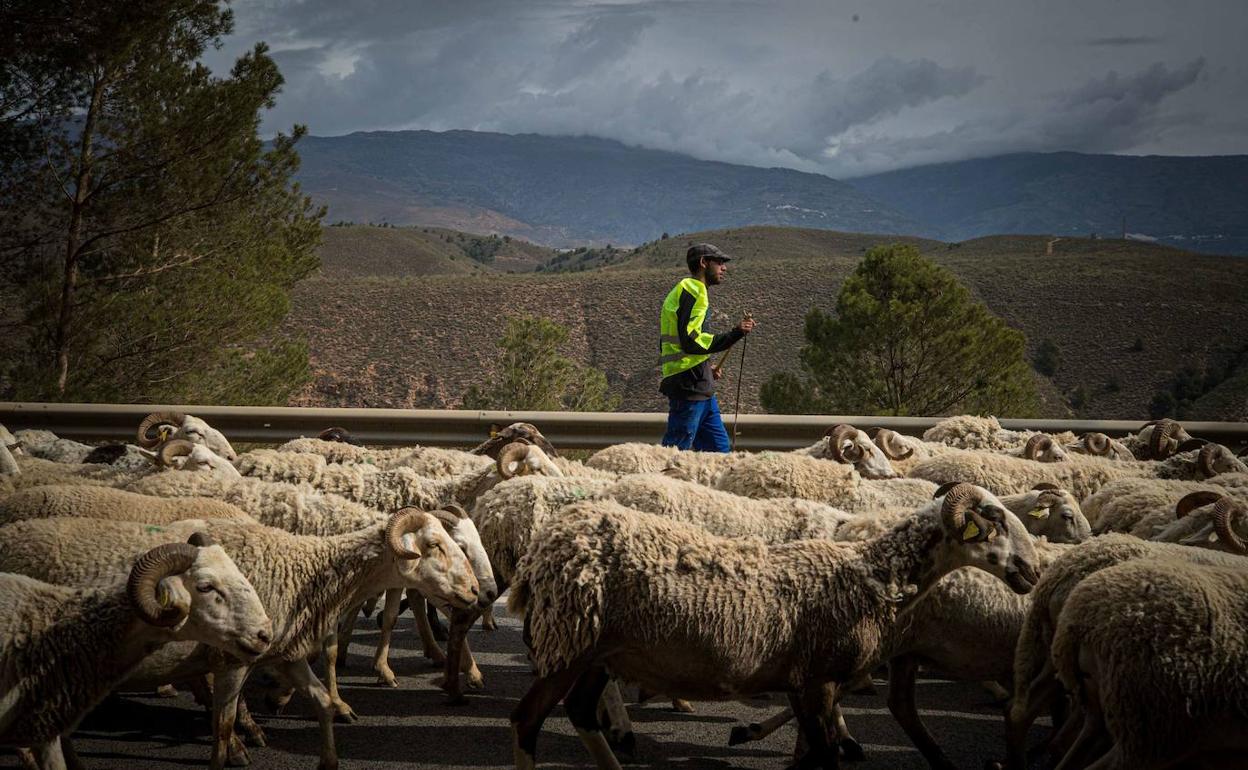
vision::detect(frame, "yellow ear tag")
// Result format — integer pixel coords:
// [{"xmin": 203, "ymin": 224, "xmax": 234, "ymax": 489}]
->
[
  {"xmin": 489, "ymin": 429, "xmax": 498, "ymax": 437},
  {"xmin": 1028, "ymin": 508, "xmax": 1049, "ymax": 519},
  {"xmin": 158, "ymin": 426, "xmax": 173, "ymax": 442},
  {"xmin": 961, "ymin": 520, "xmax": 981, "ymax": 541}
]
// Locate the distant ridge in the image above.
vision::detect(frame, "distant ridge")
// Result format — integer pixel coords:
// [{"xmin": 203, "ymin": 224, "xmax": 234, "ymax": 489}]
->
[
  {"xmin": 292, "ymin": 130, "xmax": 926, "ymax": 247},
  {"xmin": 848, "ymin": 151, "xmax": 1248, "ymax": 256}
]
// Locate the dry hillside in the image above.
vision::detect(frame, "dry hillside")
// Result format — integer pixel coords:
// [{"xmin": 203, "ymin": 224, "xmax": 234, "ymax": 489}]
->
[{"xmin": 284, "ymin": 226, "xmax": 1248, "ymax": 419}]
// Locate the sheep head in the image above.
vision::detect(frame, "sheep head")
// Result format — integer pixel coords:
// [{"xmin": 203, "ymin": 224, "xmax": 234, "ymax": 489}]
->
[
  {"xmin": 155, "ymin": 439, "xmax": 241, "ymax": 479},
  {"xmin": 385, "ymin": 508, "xmax": 480, "ymax": 610},
  {"xmin": 317, "ymin": 426, "xmax": 360, "ymax": 445},
  {"xmin": 138, "ymin": 411, "xmax": 186, "ymax": 448},
  {"xmin": 1142, "ymin": 419, "xmax": 1191, "ymax": 460},
  {"xmin": 495, "ymin": 441, "xmax": 561, "ymax": 480},
  {"xmin": 127, "ymin": 537, "xmax": 272, "ymax": 661},
  {"xmin": 870, "ymin": 428, "xmax": 915, "ymax": 461},
  {"xmin": 137, "ymin": 412, "xmax": 237, "ymax": 461},
  {"xmin": 1012, "ymin": 483, "xmax": 1091, "ymax": 544},
  {"xmin": 939, "ymin": 482, "xmax": 1040, "ymax": 595},
  {"xmin": 429, "ymin": 504, "xmax": 498, "ymax": 608},
  {"xmin": 824, "ymin": 423, "xmax": 897, "ymax": 479},
  {"xmin": 1198, "ymin": 443, "xmax": 1248, "ymax": 478},
  {"xmin": 1023, "ymin": 434, "xmax": 1066, "ymax": 463},
  {"xmin": 471, "ymin": 422, "xmax": 558, "ymax": 459}
]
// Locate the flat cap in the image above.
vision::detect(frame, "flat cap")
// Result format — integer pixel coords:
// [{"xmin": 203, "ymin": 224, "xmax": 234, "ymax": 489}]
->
[{"xmin": 686, "ymin": 242, "xmax": 732, "ymax": 268}]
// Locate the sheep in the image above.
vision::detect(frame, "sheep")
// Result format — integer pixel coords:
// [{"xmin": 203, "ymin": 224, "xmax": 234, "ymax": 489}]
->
[
  {"xmin": 1081, "ymin": 465, "xmax": 1248, "ymax": 539},
  {"xmin": 712, "ymin": 450, "xmax": 938, "ymax": 513},
  {"xmin": 906, "ymin": 442, "xmax": 1239, "ymax": 500},
  {"xmin": 1, "ymin": 431, "xmax": 19, "ymax": 476},
  {"xmin": 235, "ymin": 441, "xmax": 558, "ymax": 512},
  {"xmin": 0, "ymin": 510, "xmax": 479, "ymax": 770},
  {"xmin": 1002, "ymin": 484, "xmax": 1091, "ymax": 544},
  {"xmin": 1, "ymin": 538, "xmax": 272, "ymax": 770},
  {"xmin": 920, "ymin": 414, "xmax": 1077, "ymax": 453},
  {"xmin": 1049, "ymin": 556, "xmax": 1248, "ymax": 770},
  {"xmin": 586, "ymin": 442, "xmax": 686, "ymax": 475},
  {"xmin": 1066, "ymin": 432, "xmax": 1134, "ymax": 461},
  {"xmin": 470, "ymin": 421, "xmax": 559, "ymax": 459},
  {"xmin": 1119, "ymin": 417, "xmax": 1196, "ymax": 460},
  {"xmin": 272, "ymin": 437, "xmax": 492, "ymax": 476},
  {"xmin": 1150, "ymin": 493, "xmax": 1248, "ymax": 554},
  {"xmin": 0, "ymin": 439, "xmax": 238, "ymax": 499},
  {"xmin": 0, "ymin": 485, "xmax": 257, "ymax": 526},
  {"xmin": 506, "ymin": 483, "xmax": 1041, "ymax": 769},
  {"xmin": 135, "ymin": 410, "xmax": 237, "ymax": 461},
  {"xmin": 1000, "ymin": 534, "xmax": 1248, "ymax": 770}
]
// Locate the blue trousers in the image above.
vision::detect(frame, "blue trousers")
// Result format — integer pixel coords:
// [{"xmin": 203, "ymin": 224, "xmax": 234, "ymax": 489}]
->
[{"xmin": 661, "ymin": 396, "xmax": 731, "ymax": 452}]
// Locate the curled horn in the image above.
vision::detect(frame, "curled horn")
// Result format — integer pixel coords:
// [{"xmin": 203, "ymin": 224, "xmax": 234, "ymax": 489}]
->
[
  {"xmin": 1176, "ymin": 438, "xmax": 1207, "ymax": 453},
  {"xmin": 386, "ymin": 508, "xmax": 430, "ymax": 560},
  {"xmin": 137, "ymin": 411, "xmax": 186, "ymax": 448},
  {"xmin": 1149, "ymin": 419, "xmax": 1180, "ymax": 460},
  {"xmin": 1023, "ymin": 434, "xmax": 1052, "ymax": 460},
  {"xmin": 874, "ymin": 428, "xmax": 914, "ymax": 461},
  {"xmin": 824, "ymin": 424, "xmax": 859, "ymax": 464},
  {"xmin": 940, "ymin": 483, "xmax": 990, "ymax": 538},
  {"xmin": 317, "ymin": 427, "xmax": 357, "ymax": 445},
  {"xmin": 1198, "ymin": 444, "xmax": 1225, "ymax": 479},
  {"xmin": 1176, "ymin": 491, "xmax": 1224, "ymax": 519},
  {"xmin": 126, "ymin": 542, "xmax": 198, "ymax": 627},
  {"xmin": 157, "ymin": 439, "xmax": 196, "ymax": 467},
  {"xmin": 442, "ymin": 502, "xmax": 469, "ymax": 519},
  {"xmin": 496, "ymin": 442, "xmax": 533, "ymax": 480},
  {"xmin": 1212, "ymin": 498, "xmax": 1247, "ymax": 554},
  {"xmin": 1081, "ymin": 432, "xmax": 1111, "ymax": 456},
  {"xmin": 1032, "ymin": 482, "xmax": 1061, "ymax": 491},
  {"xmin": 933, "ymin": 481, "xmax": 963, "ymax": 499}
]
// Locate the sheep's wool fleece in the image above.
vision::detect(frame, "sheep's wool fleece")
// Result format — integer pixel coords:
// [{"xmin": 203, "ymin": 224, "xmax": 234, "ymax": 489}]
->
[
  {"xmin": 1050, "ymin": 557, "xmax": 1248, "ymax": 764},
  {"xmin": 1, "ymin": 457, "xmax": 125, "ymax": 496},
  {"xmin": 510, "ymin": 499, "xmax": 941, "ymax": 681},
  {"xmin": 922, "ymin": 415, "xmax": 1009, "ymax": 450},
  {"xmin": 550, "ymin": 458, "xmax": 618, "ymax": 480},
  {"xmin": 0, "ymin": 485, "xmax": 253, "ymax": 526},
  {"xmin": 607, "ymin": 474, "xmax": 852, "ymax": 542},
  {"xmin": 714, "ymin": 452, "xmax": 859, "ymax": 505},
  {"xmin": 907, "ymin": 448, "xmax": 1135, "ymax": 499},
  {"xmin": 585, "ymin": 443, "xmax": 681, "ymax": 475},
  {"xmin": 126, "ymin": 471, "xmax": 385, "ymax": 536},
  {"xmin": 660, "ymin": 451, "xmax": 747, "ymax": 486},
  {"xmin": 472, "ymin": 475, "xmax": 615, "ymax": 583},
  {"xmin": 1082, "ymin": 478, "xmax": 1229, "ymax": 537}
]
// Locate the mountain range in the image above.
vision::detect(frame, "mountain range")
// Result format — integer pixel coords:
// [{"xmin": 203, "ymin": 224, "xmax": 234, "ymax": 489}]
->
[{"xmin": 291, "ymin": 130, "xmax": 1248, "ymax": 255}]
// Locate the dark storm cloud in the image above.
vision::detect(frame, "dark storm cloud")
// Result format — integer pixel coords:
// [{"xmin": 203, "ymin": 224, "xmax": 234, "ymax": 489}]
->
[{"xmin": 210, "ymin": 0, "xmax": 1247, "ymax": 176}]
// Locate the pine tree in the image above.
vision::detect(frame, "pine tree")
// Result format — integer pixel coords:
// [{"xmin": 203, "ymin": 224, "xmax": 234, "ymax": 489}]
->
[
  {"xmin": 761, "ymin": 244, "xmax": 1039, "ymax": 416},
  {"xmin": 0, "ymin": 0, "xmax": 322, "ymax": 403}
]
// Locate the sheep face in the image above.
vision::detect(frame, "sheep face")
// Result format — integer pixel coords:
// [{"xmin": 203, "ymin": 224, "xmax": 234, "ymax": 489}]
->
[
  {"xmin": 1197, "ymin": 444, "xmax": 1248, "ymax": 478},
  {"xmin": 434, "ymin": 506, "xmax": 499, "ymax": 609},
  {"xmin": 175, "ymin": 415, "xmax": 237, "ymax": 462},
  {"xmin": 1024, "ymin": 489, "xmax": 1091, "ymax": 543},
  {"xmin": 939, "ymin": 484, "xmax": 1040, "ymax": 595},
  {"xmin": 158, "ymin": 541, "xmax": 272, "ymax": 661},
  {"xmin": 1022, "ymin": 434, "xmax": 1067, "ymax": 463},
  {"xmin": 175, "ymin": 444, "xmax": 242, "ymax": 479},
  {"xmin": 388, "ymin": 509, "xmax": 480, "ymax": 610}
]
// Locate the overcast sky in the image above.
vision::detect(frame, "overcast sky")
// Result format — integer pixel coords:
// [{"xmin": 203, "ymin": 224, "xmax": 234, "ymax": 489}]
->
[{"xmin": 205, "ymin": 0, "xmax": 1248, "ymax": 177}]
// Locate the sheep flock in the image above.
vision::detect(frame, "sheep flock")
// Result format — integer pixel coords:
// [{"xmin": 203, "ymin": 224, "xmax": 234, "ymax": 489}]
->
[{"xmin": 1, "ymin": 412, "xmax": 1246, "ymax": 770}]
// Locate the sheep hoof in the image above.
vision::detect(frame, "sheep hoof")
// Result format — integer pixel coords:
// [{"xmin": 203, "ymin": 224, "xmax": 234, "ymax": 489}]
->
[
  {"xmin": 728, "ymin": 725, "xmax": 757, "ymax": 746},
  {"xmin": 156, "ymin": 684, "xmax": 179, "ymax": 698},
  {"xmin": 839, "ymin": 737, "xmax": 866, "ymax": 762},
  {"xmin": 669, "ymin": 698, "xmax": 694, "ymax": 713},
  {"xmin": 467, "ymin": 672, "xmax": 485, "ymax": 689},
  {"xmin": 226, "ymin": 739, "xmax": 250, "ymax": 767},
  {"xmin": 332, "ymin": 703, "xmax": 358, "ymax": 724},
  {"xmin": 481, "ymin": 617, "xmax": 497, "ymax": 632},
  {"xmin": 317, "ymin": 759, "xmax": 339, "ymax": 770},
  {"xmin": 376, "ymin": 674, "xmax": 399, "ymax": 688}
]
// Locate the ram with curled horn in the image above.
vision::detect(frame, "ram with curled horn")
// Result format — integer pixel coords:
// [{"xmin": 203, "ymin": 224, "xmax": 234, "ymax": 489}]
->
[
  {"xmin": 1020, "ymin": 433, "xmax": 1066, "ymax": 463},
  {"xmin": 137, "ymin": 411, "xmax": 186, "ymax": 448},
  {"xmin": 471, "ymin": 422, "xmax": 558, "ymax": 459},
  {"xmin": 870, "ymin": 427, "xmax": 915, "ymax": 461}
]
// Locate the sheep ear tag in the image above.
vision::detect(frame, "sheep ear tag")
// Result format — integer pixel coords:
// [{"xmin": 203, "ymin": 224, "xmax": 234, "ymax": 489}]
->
[
  {"xmin": 961, "ymin": 520, "xmax": 981, "ymax": 542},
  {"xmin": 1028, "ymin": 508, "xmax": 1050, "ymax": 519}
]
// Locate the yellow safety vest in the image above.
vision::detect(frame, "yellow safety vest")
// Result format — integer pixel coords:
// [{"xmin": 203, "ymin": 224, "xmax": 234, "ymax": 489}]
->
[{"xmin": 659, "ymin": 277, "xmax": 715, "ymax": 379}]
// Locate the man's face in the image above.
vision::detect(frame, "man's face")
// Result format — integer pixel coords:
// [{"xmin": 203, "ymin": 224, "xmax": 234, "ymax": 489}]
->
[{"xmin": 703, "ymin": 258, "xmax": 728, "ymax": 285}]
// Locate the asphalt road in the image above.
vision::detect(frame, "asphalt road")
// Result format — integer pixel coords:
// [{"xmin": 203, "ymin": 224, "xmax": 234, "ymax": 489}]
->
[{"xmin": 2, "ymin": 598, "xmax": 1052, "ymax": 770}]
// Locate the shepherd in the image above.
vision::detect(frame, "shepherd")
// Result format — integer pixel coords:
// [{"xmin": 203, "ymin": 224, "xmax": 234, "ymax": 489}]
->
[{"xmin": 658, "ymin": 243, "xmax": 755, "ymax": 452}]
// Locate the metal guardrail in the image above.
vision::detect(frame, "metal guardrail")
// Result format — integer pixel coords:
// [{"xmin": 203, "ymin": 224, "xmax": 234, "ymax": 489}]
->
[{"xmin": 3, "ymin": 402, "xmax": 1247, "ymax": 451}]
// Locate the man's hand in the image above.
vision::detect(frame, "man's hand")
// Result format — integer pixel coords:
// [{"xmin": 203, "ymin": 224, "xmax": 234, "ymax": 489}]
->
[
  {"xmin": 736, "ymin": 315, "xmax": 756, "ymax": 335},
  {"xmin": 711, "ymin": 364, "xmax": 724, "ymax": 380}
]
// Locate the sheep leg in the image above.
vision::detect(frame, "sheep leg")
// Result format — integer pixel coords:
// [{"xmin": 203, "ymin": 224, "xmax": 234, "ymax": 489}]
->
[
  {"xmin": 16, "ymin": 748, "xmax": 39, "ymax": 770},
  {"xmin": 31, "ymin": 738, "xmax": 66, "ymax": 770},
  {"xmin": 234, "ymin": 696, "xmax": 267, "ymax": 748},
  {"xmin": 480, "ymin": 605, "xmax": 497, "ymax": 631},
  {"xmin": 886, "ymin": 655, "xmax": 952, "ymax": 770},
  {"xmin": 334, "ymin": 600, "xmax": 366, "ymax": 671},
  {"xmin": 1004, "ymin": 663, "xmax": 1061, "ymax": 770},
  {"xmin": 830, "ymin": 704, "xmax": 863, "ymax": 762},
  {"xmin": 321, "ymin": 631, "xmax": 358, "ymax": 723},
  {"xmin": 729, "ymin": 707, "xmax": 794, "ymax": 745},
  {"xmin": 427, "ymin": 598, "xmax": 448, "ymax": 641},
  {"xmin": 208, "ymin": 664, "xmax": 250, "ymax": 770},
  {"xmin": 276, "ymin": 658, "xmax": 340, "ymax": 770},
  {"xmin": 440, "ymin": 606, "xmax": 484, "ymax": 702},
  {"xmin": 409, "ymin": 590, "xmax": 448, "ymax": 665},
  {"xmin": 372, "ymin": 588, "xmax": 407, "ymax": 686},
  {"xmin": 511, "ymin": 663, "xmax": 589, "ymax": 770},
  {"xmin": 565, "ymin": 666, "xmax": 624, "ymax": 770},
  {"xmin": 788, "ymin": 684, "xmax": 839, "ymax": 770},
  {"xmin": 597, "ymin": 677, "xmax": 637, "ymax": 759}
]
